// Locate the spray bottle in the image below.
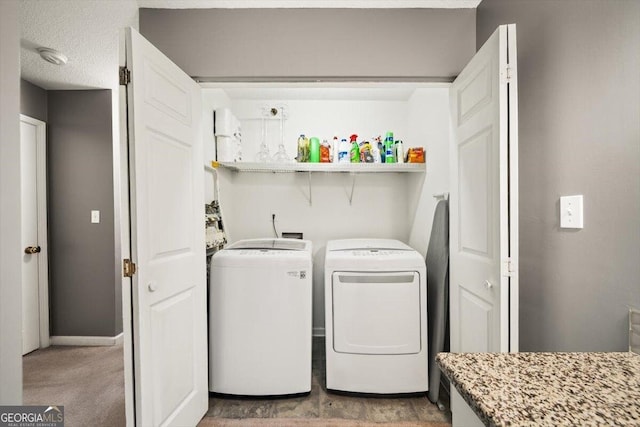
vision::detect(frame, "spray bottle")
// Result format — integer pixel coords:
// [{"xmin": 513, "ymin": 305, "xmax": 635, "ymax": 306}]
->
[{"xmin": 349, "ymin": 134, "xmax": 360, "ymax": 163}]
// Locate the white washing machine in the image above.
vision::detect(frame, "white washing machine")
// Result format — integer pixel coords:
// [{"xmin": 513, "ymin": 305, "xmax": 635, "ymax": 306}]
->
[
  {"xmin": 325, "ymin": 239, "xmax": 427, "ymax": 394},
  {"xmin": 209, "ymin": 238, "xmax": 312, "ymax": 396}
]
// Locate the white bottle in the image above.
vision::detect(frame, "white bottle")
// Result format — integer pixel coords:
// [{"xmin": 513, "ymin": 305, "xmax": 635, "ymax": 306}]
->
[
  {"xmin": 370, "ymin": 139, "xmax": 381, "ymax": 163},
  {"xmin": 338, "ymin": 138, "xmax": 350, "ymax": 164},
  {"xmin": 331, "ymin": 137, "xmax": 339, "ymax": 163},
  {"xmin": 396, "ymin": 140, "xmax": 405, "ymax": 164}
]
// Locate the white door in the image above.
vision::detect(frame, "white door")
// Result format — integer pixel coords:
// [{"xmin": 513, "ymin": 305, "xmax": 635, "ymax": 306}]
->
[
  {"xmin": 123, "ymin": 28, "xmax": 207, "ymax": 426},
  {"xmin": 20, "ymin": 115, "xmax": 49, "ymax": 355},
  {"xmin": 449, "ymin": 24, "xmax": 519, "ymax": 353},
  {"xmin": 332, "ymin": 272, "xmax": 421, "ymax": 355}
]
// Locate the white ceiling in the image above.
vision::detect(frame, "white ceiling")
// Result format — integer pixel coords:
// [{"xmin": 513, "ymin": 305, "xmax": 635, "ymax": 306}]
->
[
  {"xmin": 20, "ymin": 0, "xmax": 139, "ymax": 90},
  {"xmin": 20, "ymin": 0, "xmax": 480, "ymax": 91}
]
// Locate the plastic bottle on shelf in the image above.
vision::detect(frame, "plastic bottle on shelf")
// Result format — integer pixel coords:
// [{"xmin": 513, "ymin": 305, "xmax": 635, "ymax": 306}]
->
[
  {"xmin": 320, "ymin": 139, "xmax": 331, "ymax": 163},
  {"xmin": 309, "ymin": 137, "xmax": 320, "ymax": 163},
  {"xmin": 396, "ymin": 140, "xmax": 405, "ymax": 164},
  {"xmin": 370, "ymin": 138, "xmax": 381, "ymax": 163},
  {"xmin": 349, "ymin": 134, "xmax": 360, "ymax": 163},
  {"xmin": 384, "ymin": 131, "xmax": 395, "ymax": 163},
  {"xmin": 338, "ymin": 138, "xmax": 350, "ymax": 163},
  {"xmin": 331, "ymin": 136, "xmax": 339, "ymax": 163},
  {"xmin": 297, "ymin": 134, "xmax": 309, "ymax": 162},
  {"xmin": 376, "ymin": 136, "xmax": 385, "ymax": 163}
]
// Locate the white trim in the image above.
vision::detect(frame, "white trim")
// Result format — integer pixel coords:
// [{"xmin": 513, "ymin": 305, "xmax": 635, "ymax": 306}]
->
[
  {"xmin": 20, "ymin": 114, "xmax": 50, "ymax": 351},
  {"xmin": 313, "ymin": 327, "xmax": 325, "ymax": 337},
  {"xmin": 507, "ymin": 23, "xmax": 519, "ymax": 353},
  {"xmin": 137, "ymin": 0, "xmax": 481, "ymax": 9},
  {"xmin": 115, "ymin": 332, "xmax": 124, "ymax": 345},
  {"xmin": 50, "ymin": 333, "xmax": 124, "ymax": 347},
  {"xmin": 119, "ymin": 29, "xmax": 135, "ymax": 427}
]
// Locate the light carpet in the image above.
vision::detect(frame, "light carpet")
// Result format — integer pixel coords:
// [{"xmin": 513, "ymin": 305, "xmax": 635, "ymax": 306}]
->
[{"xmin": 23, "ymin": 344, "xmax": 126, "ymax": 427}]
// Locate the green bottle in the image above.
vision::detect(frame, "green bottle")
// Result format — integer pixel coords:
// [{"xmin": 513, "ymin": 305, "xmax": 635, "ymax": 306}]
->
[
  {"xmin": 384, "ymin": 131, "xmax": 395, "ymax": 163},
  {"xmin": 349, "ymin": 134, "xmax": 360, "ymax": 163},
  {"xmin": 309, "ymin": 137, "xmax": 320, "ymax": 163}
]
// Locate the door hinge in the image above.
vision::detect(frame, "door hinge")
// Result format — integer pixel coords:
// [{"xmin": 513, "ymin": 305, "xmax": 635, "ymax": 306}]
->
[
  {"xmin": 504, "ymin": 65, "xmax": 512, "ymax": 83},
  {"xmin": 119, "ymin": 66, "xmax": 131, "ymax": 85},
  {"xmin": 502, "ymin": 258, "xmax": 516, "ymax": 277},
  {"xmin": 123, "ymin": 258, "xmax": 137, "ymax": 277}
]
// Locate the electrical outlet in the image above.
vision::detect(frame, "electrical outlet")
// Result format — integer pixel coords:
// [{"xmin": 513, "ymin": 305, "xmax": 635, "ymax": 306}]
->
[
  {"xmin": 282, "ymin": 232, "xmax": 303, "ymax": 240},
  {"xmin": 91, "ymin": 210, "xmax": 100, "ymax": 224}
]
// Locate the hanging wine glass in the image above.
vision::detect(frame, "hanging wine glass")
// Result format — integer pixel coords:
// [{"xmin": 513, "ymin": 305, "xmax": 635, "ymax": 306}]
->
[
  {"xmin": 255, "ymin": 113, "xmax": 270, "ymax": 162},
  {"xmin": 272, "ymin": 105, "xmax": 290, "ymax": 163}
]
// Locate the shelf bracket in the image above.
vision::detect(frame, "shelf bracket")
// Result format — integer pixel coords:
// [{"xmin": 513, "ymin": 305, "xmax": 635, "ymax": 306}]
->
[{"xmin": 347, "ymin": 172, "xmax": 356, "ymax": 205}]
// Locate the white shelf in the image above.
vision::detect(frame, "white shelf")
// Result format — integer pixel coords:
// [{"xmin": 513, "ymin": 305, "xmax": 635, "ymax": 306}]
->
[
  {"xmin": 214, "ymin": 161, "xmax": 425, "ymax": 173},
  {"xmin": 211, "ymin": 161, "xmax": 425, "ymax": 207}
]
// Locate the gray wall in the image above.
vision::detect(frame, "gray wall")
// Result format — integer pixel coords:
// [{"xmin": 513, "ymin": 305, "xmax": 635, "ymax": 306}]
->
[
  {"xmin": 47, "ymin": 90, "xmax": 119, "ymax": 337},
  {"xmin": 140, "ymin": 8, "xmax": 476, "ymax": 80},
  {"xmin": 0, "ymin": 0, "xmax": 23, "ymax": 404},
  {"xmin": 478, "ymin": 0, "xmax": 640, "ymax": 351},
  {"xmin": 20, "ymin": 79, "xmax": 47, "ymax": 122}
]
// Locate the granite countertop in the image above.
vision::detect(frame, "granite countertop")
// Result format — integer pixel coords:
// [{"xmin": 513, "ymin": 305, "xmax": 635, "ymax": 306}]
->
[{"xmin": 436, "ymin": 352, "xmax": 640, "ymax": 426}]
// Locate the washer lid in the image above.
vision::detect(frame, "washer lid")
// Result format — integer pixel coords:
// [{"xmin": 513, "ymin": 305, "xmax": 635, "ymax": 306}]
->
[
  {"xmin": 327, "ymin": 238, "xmax": 412, "ymax": 252},
  {"xmin": 227, "ymin": 238, "xmax": 309, "ymax": 251}
]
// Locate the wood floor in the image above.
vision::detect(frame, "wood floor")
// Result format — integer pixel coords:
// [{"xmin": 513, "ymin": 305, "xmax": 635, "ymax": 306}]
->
[
  {"xmin": 202, "ymin": 337, "xmax": 451, "ymax": 426},
  {"xmin": 22, "ymin": 337, "xmax": 450, "ymax": 426}
]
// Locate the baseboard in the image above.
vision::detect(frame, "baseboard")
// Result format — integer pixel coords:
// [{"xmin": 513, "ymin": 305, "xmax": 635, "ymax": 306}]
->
[
  {"xmin": 50, "ymin": 333, "xmax": 124, "ymax": 347},
  {"xmin": 313, "ymin": 327, "xmax": 325, "ymax": 337}
]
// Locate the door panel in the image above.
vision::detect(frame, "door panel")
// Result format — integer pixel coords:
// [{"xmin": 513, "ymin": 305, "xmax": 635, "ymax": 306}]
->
[
  {"xmin": 144, "ymin": 60, "xmax": 192, "ymax": 124},
  {"xmin": 124, "ymin": 27, "xmax": 207, "ymax": 426},
  {"xmin": 450, "ymin": 24, "xmax": 518, "ymax": 354},
  {"xmin": 150, "ymin": 291, "xmax": 195, "ymax": 424},
  {"xmin": 458, "ymin": 127, "xmax": 492, "ymax": 257},
  {"xmin": 147, "ymin": 131, "xmax": 193, "ymax": 257},
  {"xmin": 459, "ymin": 287, "xmax": 493, "ymax": 353},
  {"xmin": 457, "ymin": 57, "xmax": 493, "ymax": 125}
]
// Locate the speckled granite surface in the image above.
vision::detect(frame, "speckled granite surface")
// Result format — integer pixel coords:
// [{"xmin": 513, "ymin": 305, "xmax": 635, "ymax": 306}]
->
[{"xmin": 436, "ymin": 352, "xmax": 640, "ymax": 426}]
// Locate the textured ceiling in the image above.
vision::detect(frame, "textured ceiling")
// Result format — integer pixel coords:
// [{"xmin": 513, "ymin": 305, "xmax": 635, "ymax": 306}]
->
[
  {"xmin": 20, "ymin": 0, "xmax": 479, "ymax": 91},
  {"xmin": 20, "ymin": 0, "xmax": 139, "ymax": 90}
]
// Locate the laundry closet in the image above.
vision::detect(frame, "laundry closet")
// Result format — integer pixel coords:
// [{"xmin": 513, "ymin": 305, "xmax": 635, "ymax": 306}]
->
[
  {"xmin": 202, "ymin": 83, "xmax": 450, "ymax": 335},
  {"xmin": 122, "ymin": 9, "xmax": 518, "ymax": 424}
]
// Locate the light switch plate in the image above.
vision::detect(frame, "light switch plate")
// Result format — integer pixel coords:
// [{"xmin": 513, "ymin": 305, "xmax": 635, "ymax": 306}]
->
[
  {"xmin": 91, "ymin": 210, "xmax": 100, "ymax": 224},
  {"xmin": 560, "ymin": 195, "xmax": 583, "ymax": 229}
]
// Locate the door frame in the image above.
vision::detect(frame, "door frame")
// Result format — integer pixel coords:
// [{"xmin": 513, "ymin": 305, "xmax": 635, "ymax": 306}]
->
[
  {"xmin": 118, "ymin": 29, "xmax": 135, "ymax": 427},
  {"xmin": 20, "ymin": 114, "xmax": 50, "ymax": 350}
]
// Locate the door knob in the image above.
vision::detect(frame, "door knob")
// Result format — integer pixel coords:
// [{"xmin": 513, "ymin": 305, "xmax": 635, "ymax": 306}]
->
[
  {"xmin": 148, "ymin": 282, "xmax": 157, "ymax": 292},
  {"xmin": 484, "ymin": 280, "xmax": 493, "ymax": 290},
  {"xmin": 24, "ymin": 246, "xmax": 41, "ymax": 254}
]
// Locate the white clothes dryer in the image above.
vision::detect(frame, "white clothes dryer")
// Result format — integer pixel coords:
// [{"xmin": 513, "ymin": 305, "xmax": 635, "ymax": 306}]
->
[
  {"xmin": 324, "ymin": 239, "xmax": 427, "ymax": 394},
  {"xmin": 209, "ymin": 238, "xmax": 312, "ymax": 396}
]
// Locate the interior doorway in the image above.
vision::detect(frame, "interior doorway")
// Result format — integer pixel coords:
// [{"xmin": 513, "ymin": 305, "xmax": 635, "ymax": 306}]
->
[{"xmin": 20, "ymin": 114, "xmax": 49, "ymax": 355}]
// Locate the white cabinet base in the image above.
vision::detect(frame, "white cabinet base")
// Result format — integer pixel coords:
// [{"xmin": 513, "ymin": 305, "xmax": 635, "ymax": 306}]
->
[{"xmin": 451, "ymin": 387, "xmax": 484, "ymax": 427}]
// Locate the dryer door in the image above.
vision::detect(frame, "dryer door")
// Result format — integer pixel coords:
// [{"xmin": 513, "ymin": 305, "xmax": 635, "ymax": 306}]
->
[{"xmin": 332, "ymin": 271, "xmax": 421, "ymax": 355}]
